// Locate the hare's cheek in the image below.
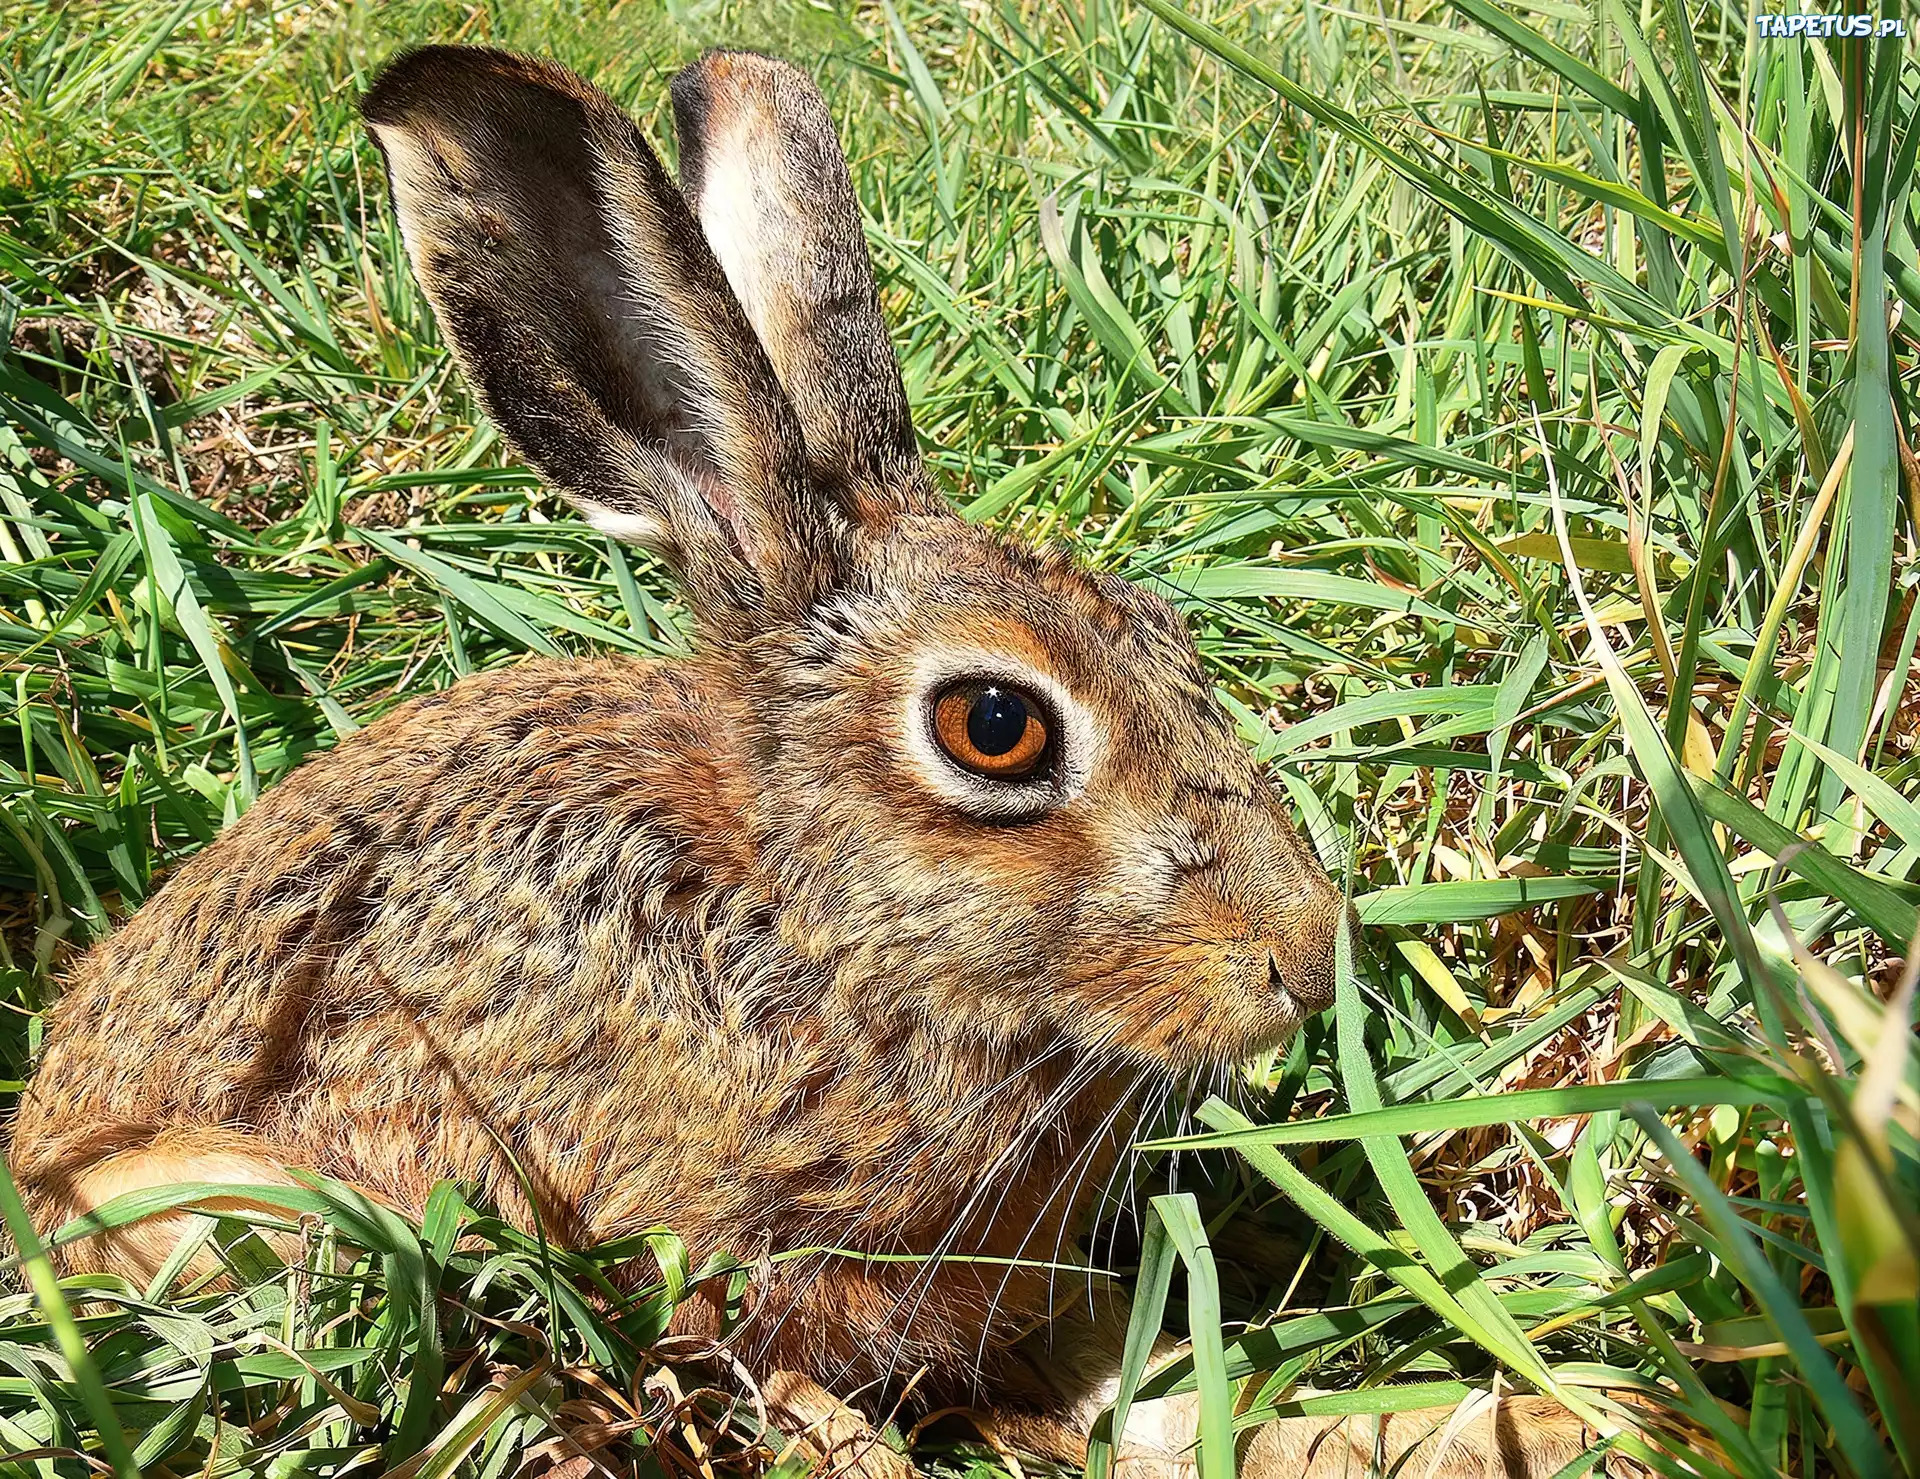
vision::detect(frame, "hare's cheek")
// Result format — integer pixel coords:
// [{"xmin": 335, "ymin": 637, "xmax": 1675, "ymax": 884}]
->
[
  {"xmin": 1073, "ymin": 815, "xmax": 1214, "ymax": 921},
  {"xmin": 1058, "ymin": 940, "xmax": 1279, "ymax": 1067}
]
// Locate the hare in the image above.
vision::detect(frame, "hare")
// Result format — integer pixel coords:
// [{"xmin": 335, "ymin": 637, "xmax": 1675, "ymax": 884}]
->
[{"xmin": 8, "ymin": 46, "xmax": 1642, "ymax": 1479}]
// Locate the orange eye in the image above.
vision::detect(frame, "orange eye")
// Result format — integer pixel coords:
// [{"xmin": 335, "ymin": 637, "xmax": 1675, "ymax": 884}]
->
[{"xmin": 931, "ymin": 681, "xmax": 1052, "ymax": 781}]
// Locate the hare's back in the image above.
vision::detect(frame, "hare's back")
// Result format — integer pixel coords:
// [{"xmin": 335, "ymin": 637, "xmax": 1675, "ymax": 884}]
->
[{"xmin": 19, "ymin": 656, "xmax": 745, "ymax": 1147}]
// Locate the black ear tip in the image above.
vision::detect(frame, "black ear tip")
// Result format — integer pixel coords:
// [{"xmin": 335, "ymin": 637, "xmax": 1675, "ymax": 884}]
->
[
  {"xmin": 362, "ymin": 45, "xmax": 578, "ymax": 130},
  {"xmin": 364, "ymin": 45, "xmax": 466, "ymax": 127},
  {"xmin": 667, "ymin": 55, "xmax": 712, "ymax": 121},
  {"xmin": 671, "ymin": 48, "xmax": 816, "ymax": 104},
  {"xmin": 669, "ymin": 49, "xmax": 837, "ymax": 164},
  {"xmin": 690, "ymin": 46, "xmax": 800, "ymax": 73}
]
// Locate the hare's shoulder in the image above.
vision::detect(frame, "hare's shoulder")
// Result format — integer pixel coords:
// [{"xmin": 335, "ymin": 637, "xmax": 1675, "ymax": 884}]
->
[
  {"xmin": 260, "ymin": 653, "xmax": 721, "ymax": 825},
  {"xmin": 168, "ymin": 655, "xmax": 716, "ymax": 848},
  {"xmin": 66, "ymin": 656, "xmax": 748, "ymax": 1010},
  {"xmin": 17, "ymin": 654, "xmax": 753, "ymax": 1207},
  {"xmin": 341, "ymin": 655, "xmax": 703, "ymax": 776}
]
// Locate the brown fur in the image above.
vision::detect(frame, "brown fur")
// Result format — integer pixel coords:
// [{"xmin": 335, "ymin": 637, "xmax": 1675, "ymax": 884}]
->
[{"xmin": 8, "ymin": 46, "xmax": 1636, "ymax": 1478}]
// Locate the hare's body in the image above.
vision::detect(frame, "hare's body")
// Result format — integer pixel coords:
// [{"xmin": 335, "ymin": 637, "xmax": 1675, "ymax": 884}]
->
[
  {"xmin": 18, "ymin": 658, "xmax": 756, "ymax": 1239},
  {"xmin": 10, "ymin": 45, "xmax": 1641, "ymax": 1477},
  {"xmin": 14, "ymin": 653, "xmax": 1128, "ymax": 1384}
]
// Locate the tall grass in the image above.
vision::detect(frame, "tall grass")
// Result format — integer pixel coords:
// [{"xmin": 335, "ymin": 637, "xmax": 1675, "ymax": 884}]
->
[{"xmin": 1, "ymin": 1, "xmax": 1915, "ymax": 1476}]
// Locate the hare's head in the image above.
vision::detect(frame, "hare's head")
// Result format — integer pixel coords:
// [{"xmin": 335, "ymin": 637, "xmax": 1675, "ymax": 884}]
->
[{"xmin": 365, "ymin": 47, "xmax": 1346, "ymax": 1074}]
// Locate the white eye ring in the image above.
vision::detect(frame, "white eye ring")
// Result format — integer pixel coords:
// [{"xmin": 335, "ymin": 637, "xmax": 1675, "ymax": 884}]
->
[{"xmin": 901, "ymin": 649, "xmax": 1098, "ymax": 820}]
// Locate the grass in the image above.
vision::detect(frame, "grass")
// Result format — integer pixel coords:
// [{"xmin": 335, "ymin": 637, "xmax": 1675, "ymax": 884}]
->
[{"xmin": 1, "ymin": 0, "xmax": 1916, "ymax": 1475}]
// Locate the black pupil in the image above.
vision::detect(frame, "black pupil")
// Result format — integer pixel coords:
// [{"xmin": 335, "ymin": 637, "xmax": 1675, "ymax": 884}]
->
[{"xmin": 967, "ymin": 687, "xmax": 1029, "ymax": 756}]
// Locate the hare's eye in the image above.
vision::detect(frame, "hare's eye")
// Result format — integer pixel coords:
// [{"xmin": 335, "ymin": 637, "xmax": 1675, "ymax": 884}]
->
[{"xmin": 931, "ymin": 681, "xmax": 1052, "ymax": 781}]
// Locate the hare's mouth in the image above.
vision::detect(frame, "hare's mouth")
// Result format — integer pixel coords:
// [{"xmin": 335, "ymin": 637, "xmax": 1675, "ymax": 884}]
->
[
  {"xmin": 1050, "ymin": 943, "xmax": 1323, "ymax": 1074},
  {"xmin": 1266, "ymin": 942, "xmax": 1337, "ymax": 1014}
]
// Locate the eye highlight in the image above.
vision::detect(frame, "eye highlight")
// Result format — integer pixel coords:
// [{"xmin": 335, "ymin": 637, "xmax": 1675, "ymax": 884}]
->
[{"xmin": 931, "ymin": 680, "xmax": 1052, "ymax": 781}]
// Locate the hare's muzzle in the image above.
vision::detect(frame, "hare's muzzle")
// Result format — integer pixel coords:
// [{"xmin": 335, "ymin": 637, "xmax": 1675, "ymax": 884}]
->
[
  {"xmin": 1256, "ymin": 867, "xmax": 1348, "ymax": 1016},
  {"xmin": 1267, "ymin": 943, "xmax": 1335, "ymax": 1012}
]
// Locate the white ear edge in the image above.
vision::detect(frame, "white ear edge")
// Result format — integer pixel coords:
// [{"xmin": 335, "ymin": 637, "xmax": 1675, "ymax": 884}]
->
[
  {"xmin": 581, "ymin": 504, "xmax": 671, "ymax": 545},
  {"xmin": 691, "ymin": 144, "xmax": 775, "ymax": 335}
]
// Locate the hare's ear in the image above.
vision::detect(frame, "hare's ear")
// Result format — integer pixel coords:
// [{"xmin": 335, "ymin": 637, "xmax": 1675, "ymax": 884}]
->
[
  {"xmin": 671, "ymin": 51, "xmax": 947, "ymax": 528},
  {"xmin": 363, "ymin": 46, "xmax": 837, "ymax": 624}
]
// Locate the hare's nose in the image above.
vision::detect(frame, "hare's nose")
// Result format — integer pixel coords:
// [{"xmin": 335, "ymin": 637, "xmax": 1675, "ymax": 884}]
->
[{"xmin": 1269, "ymin": 944, "xmax": 1336, "ymax": 1012}]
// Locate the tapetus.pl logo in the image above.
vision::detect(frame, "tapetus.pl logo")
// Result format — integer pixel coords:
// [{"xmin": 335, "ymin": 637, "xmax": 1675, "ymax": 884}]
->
[{"xmin": 1751, "ymin": 9, "xmax": 1908, "ymax": 35}]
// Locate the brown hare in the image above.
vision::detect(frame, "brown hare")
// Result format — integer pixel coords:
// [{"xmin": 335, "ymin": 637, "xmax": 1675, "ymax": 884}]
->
[{"xmin": 8, "ymin": 46, "xmax": 1637, "ymax": 1479}]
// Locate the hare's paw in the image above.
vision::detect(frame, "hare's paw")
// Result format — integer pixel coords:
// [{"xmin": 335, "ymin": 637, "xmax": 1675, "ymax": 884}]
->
[
  {"xmin": 1242, "ymin": 1394, "xmax": 1649, "ymax": 1479},
  {"xmin": 762, "ymin": 1369, "xmax": 916, "ymax": 1479},
  {"xmin": 10, "ymin": 1122, "xmax": 306, "ymax": 1284}
]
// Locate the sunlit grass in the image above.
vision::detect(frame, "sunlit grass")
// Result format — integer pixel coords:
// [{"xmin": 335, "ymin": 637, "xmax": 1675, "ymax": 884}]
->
[{"xmin": 1, "ymin": 1, "xmax": 1916, "ymax": 1475}]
